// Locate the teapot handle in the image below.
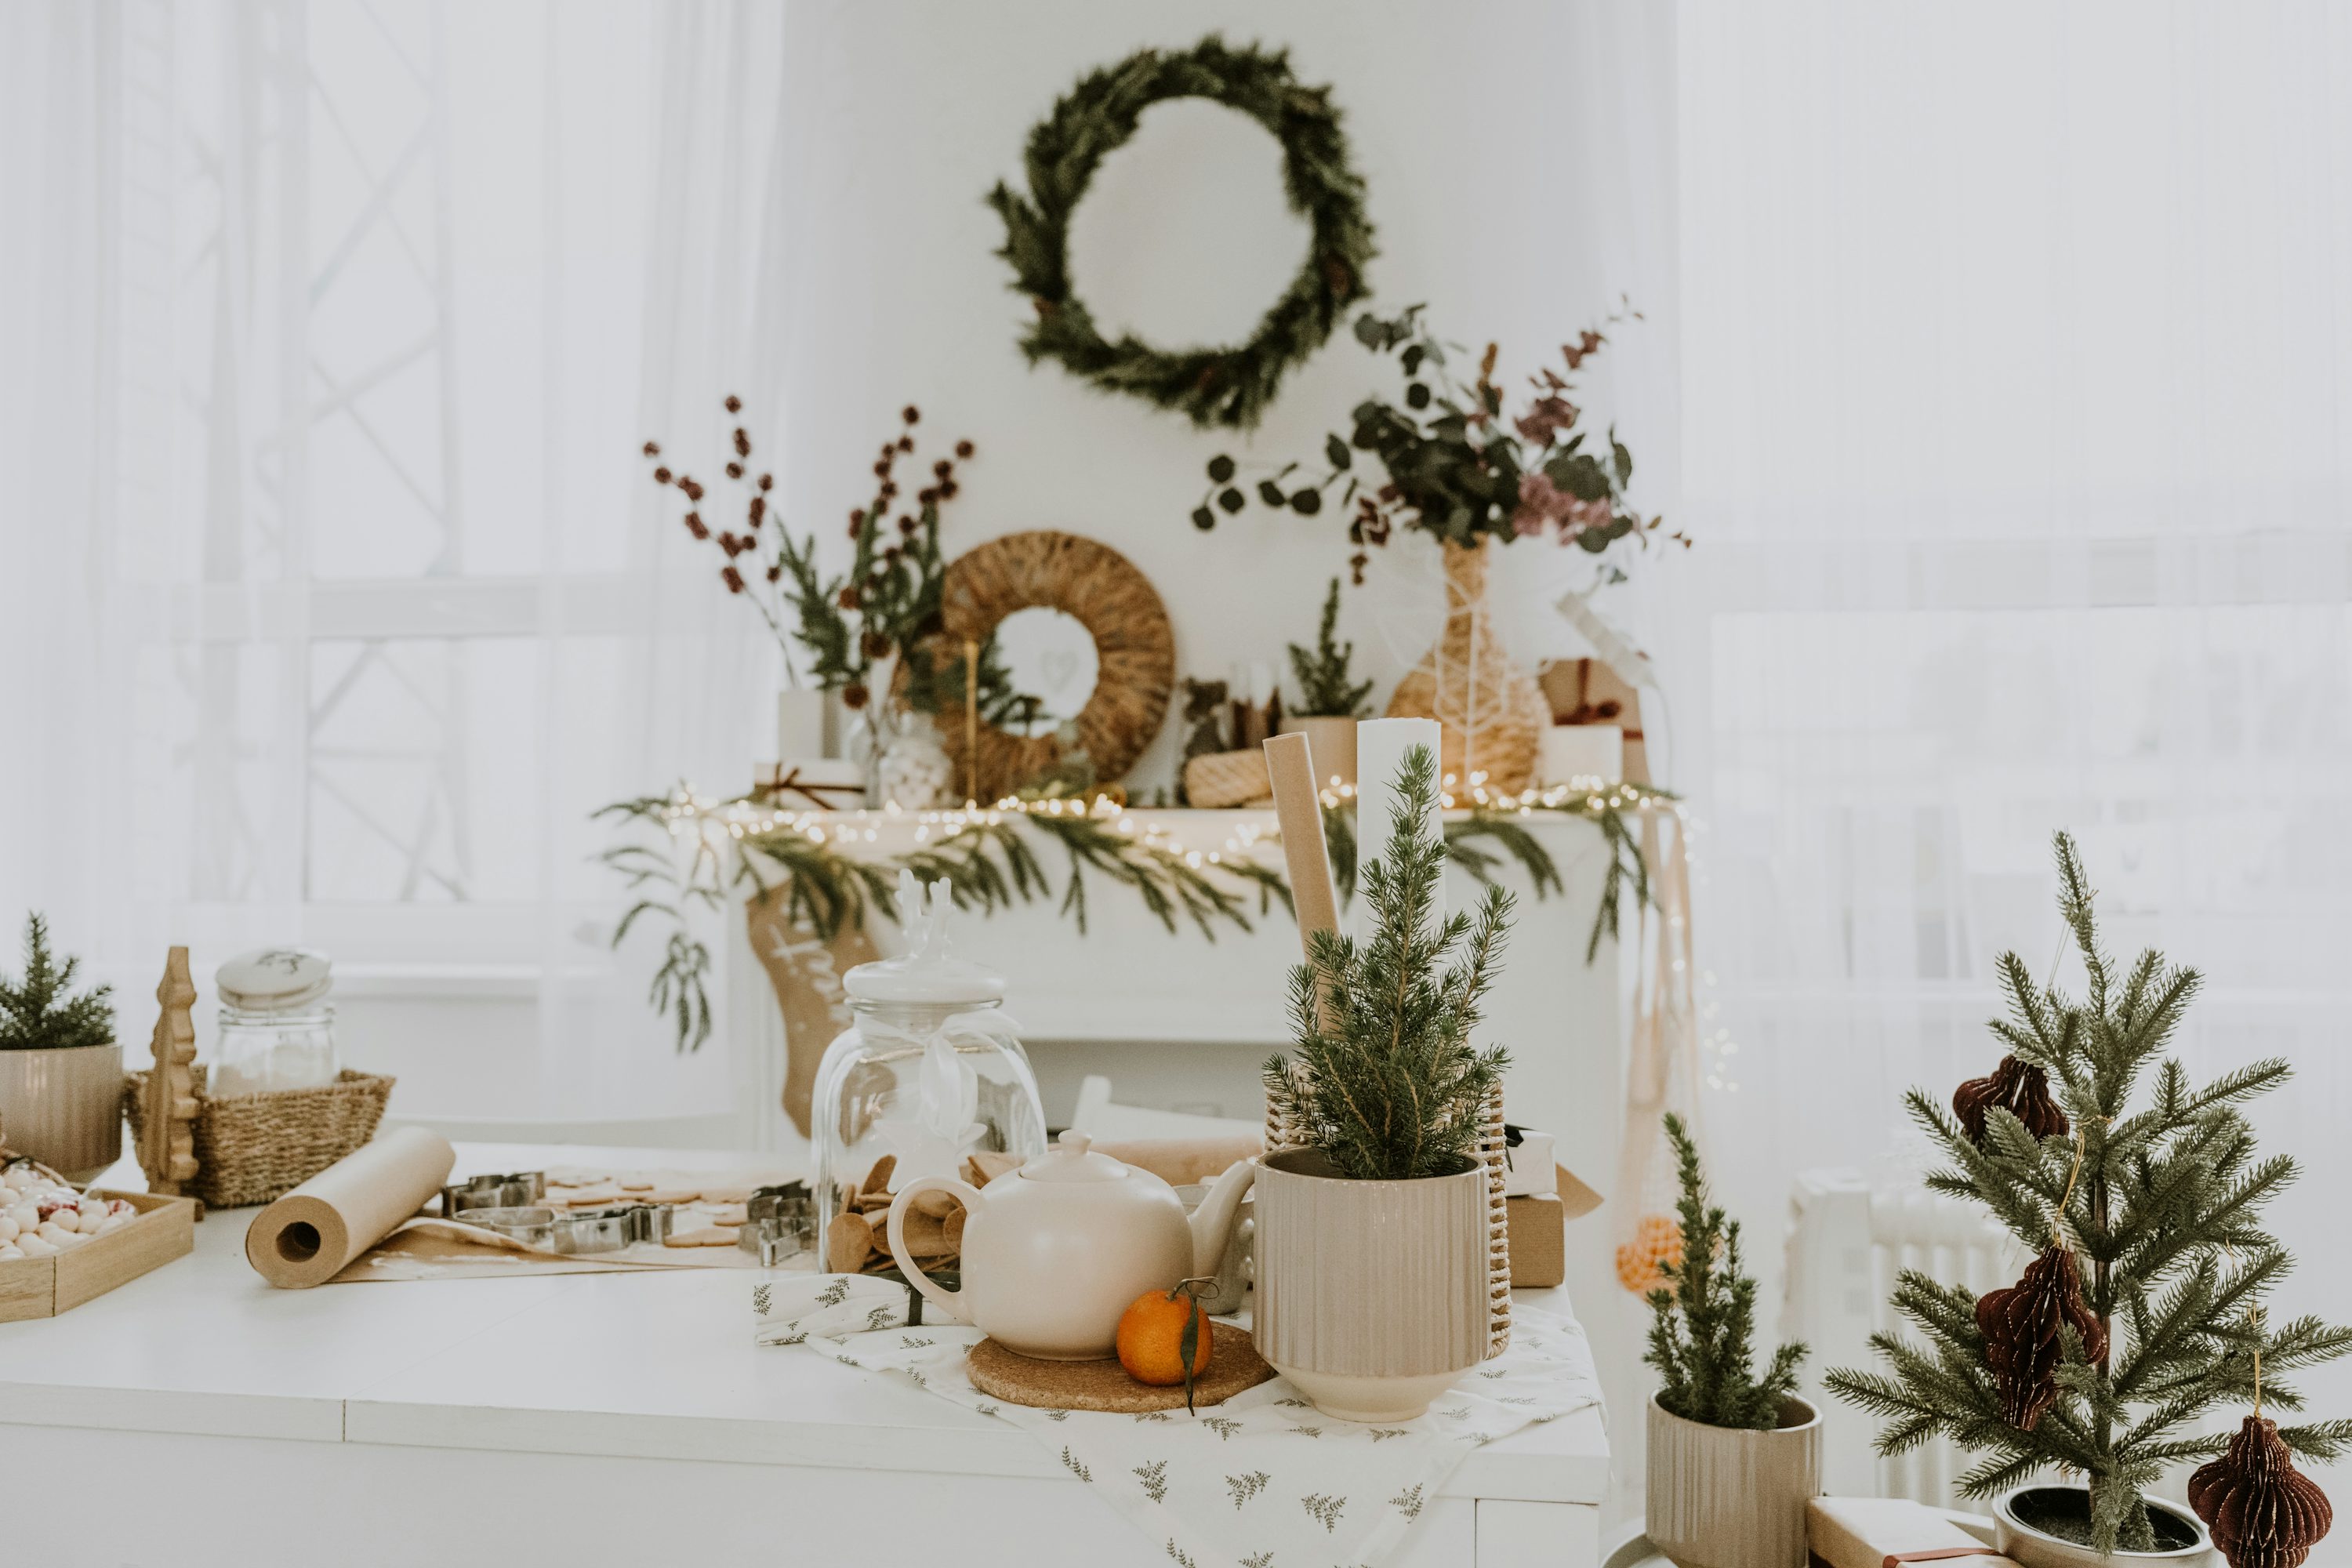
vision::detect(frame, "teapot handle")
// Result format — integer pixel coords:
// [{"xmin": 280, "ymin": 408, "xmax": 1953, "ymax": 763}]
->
[{"xmin": 885, "ymin": 1176, "xmax": 985, "ymax": 1327}]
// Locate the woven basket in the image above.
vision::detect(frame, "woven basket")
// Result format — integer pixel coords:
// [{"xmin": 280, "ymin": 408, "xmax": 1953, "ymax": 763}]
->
[
  {"xmin": 1183, "ymin": 747, "xmax": 1271, "ymax": 808},
  {"xmin": 123, "ymin": 1065, "xmax": 394, "ymax": 1210}
]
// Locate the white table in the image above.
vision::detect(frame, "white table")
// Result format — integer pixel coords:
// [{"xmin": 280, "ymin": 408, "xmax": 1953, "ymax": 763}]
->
[{"xmin": 0, "ymin": 1144, "xmax": 1611, "ymax": 1567}]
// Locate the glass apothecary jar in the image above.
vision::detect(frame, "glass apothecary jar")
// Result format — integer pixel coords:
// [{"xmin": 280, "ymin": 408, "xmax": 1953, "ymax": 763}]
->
[
  {"xmin": 810, "ymin": 873, "xmax": 1044, "ymax": 1269},
  {"xmin": 210, "ymin": 947, "xmax": 340, "ymax": 1098}
]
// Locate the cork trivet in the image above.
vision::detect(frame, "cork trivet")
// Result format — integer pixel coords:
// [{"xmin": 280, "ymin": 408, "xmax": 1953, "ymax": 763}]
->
[{"xmin": 967, "ymin": 1333, "xmax": 1274, "ymax": 1413}]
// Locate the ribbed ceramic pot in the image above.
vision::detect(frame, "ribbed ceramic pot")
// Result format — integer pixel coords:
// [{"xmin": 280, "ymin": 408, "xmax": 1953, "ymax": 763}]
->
[
  {"xmin": 1646, "ymin": 1395, "xmax": 1822, "ymax": 1568},
  {"xmin": 1992, "ymin": 1486, "xmax": 2214, "ymax": 1568},
  {"xmin": 1276, "ymin": 714, "xmax": 1359, "ymax": 791},
  {"xmin": 1252, "ymin": 1148, "xmax": 1487, "ymax": 1422},
  {"xmin": 0, "ymin": 1042, "xmax": 124, "ymax": 1181}
]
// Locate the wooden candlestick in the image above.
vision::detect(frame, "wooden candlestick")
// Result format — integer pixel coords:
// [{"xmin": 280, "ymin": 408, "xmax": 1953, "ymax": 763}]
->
[{"xmin": 140, "ymin": 947, "xmax": 201, "ymax": 1203}]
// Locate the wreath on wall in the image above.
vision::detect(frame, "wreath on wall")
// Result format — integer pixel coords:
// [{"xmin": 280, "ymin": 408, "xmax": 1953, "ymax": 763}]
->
[{"xmin": 985, "ymin": 36, "xmax": 1376, "ymax": 430}]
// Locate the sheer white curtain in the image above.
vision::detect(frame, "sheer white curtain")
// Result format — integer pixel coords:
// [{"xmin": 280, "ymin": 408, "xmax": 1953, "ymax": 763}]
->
[
  {"xmin": 1667, "ymin": 0, "xmax": 2352, "ymax": 1484},
  {"xmin": 0, "ymin": 0, "xmax": 789, "ymax": 1136}
]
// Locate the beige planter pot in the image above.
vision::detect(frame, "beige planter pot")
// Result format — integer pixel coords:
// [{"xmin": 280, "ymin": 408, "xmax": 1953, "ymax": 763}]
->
[
  {"xmin": 1992, "ymin": 1486, "xmax": 2214, "ymax": 1568},
  {"xmin": 1645, "ymin": 1395, "xmax": 1822, "ymax": 1568},
  {"xmin": 1276, "ymin": 713, "xmax": 1359, "ymax": 791},
  {"xmin": 1252, "ymin": 1148, "xmax": 1488, "ymax": 1421},
  {"xmin": 0, "ymin": 1042, "xmax": 125, "ymax": 1181}
]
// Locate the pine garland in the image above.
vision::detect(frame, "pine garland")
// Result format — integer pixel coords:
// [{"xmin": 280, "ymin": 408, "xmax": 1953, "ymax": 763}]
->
[
  {"xmin": 985, "ymin": 36, "xmax": 1375, "ymax": 430},
  {"xmin": 597, "ymin": 783, "xmax": 1671, "ymax": 1053},
  {"xmin": 0, "ymin": 913, "xmax": 114, "ymax": 1052},
  {"xmin": 1825, "ymin": 833, "xmax": 2352, "ymax": 1554},
  {"xmin": 1644, "ymin": 1112, "xmax": 1806, "ymax": 1429}
]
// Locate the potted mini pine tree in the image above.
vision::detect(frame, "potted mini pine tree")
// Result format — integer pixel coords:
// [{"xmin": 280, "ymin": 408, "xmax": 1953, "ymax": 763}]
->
[
  {"xmin": 1276, "ymin": 576, "xmax": 1374, "ymax": 789},
  {"xmin": 1829, "ymin": 835, "xmax": 2351, "ymax": 1568},
  {"xmin": 1258, "ymin": 743, "xmax": 1512, "ymax": 1421},
  {"xmin": 0, "ymin": 913, "xmax": 122, "ymax": 1180},
  {"xmin": 1642, "ymin": 1112, "xmax": 1817, "ymax": 1568}
]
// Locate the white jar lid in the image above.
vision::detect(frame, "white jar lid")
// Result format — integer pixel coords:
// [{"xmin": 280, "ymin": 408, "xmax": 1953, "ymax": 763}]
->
[
  {"xmin": 843, "ymin": 870, "xmax": 1007, "ymax": 1007},
  {"xmin": 217, "ymin": 947, "xmax": 334, "ymax": 1013}
]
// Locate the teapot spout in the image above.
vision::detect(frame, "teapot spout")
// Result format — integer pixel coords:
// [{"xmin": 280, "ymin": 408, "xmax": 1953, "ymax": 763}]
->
[{"xmin": 1188, "ymin": 1158, "xmax": 1257, "ymax": 1278}]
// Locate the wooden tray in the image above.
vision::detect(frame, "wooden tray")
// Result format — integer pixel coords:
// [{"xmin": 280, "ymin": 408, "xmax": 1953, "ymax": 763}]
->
[
  {"xmin": 0, "ymin": 1188, "xmax": 197, "ymax": 1322},
  {"xmin": 966, "ymin": 1331, "xmax": 1275, "ymax": 1412}
]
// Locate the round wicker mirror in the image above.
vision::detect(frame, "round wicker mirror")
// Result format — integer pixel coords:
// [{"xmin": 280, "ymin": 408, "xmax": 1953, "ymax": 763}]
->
[{"xmin": 936, "ymin": 532, "xmax": 1174, "ymax": 799}]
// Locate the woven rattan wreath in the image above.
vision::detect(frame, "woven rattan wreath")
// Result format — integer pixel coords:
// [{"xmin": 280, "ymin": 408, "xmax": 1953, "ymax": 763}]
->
[
  {"xmin": 937, "ymin": 532, "xmax": 1174, "ymax": 799},
  {"xmin": 985, "ymin": 36, "xmax": 1375, "ymax": 430}
]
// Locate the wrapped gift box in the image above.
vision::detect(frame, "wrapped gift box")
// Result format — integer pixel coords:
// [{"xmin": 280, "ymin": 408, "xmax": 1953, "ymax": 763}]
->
[{"xmin": 1808, "ymin": 1497, "xmax": 2016, "ymax": 1568}]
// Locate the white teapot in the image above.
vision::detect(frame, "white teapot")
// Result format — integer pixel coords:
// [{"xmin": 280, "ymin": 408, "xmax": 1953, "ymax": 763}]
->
[{"xmin": 886, "ymin": 1131, "xmax": 1254, "ymax": 1361}]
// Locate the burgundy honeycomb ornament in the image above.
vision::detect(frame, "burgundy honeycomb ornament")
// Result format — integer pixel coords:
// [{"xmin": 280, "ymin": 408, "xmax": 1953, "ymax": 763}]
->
[
  {"xmin": 1976, "ymin": 1243, "xmax": 2107, "ymax": 1429},
  {"xmin": 1953, "ymin": 1054, "xmax": 2070, "ymax": 1145},
  {"xmin": 2190, "ymin": 1414, "xmax": 2333, "ymax": 1568}
]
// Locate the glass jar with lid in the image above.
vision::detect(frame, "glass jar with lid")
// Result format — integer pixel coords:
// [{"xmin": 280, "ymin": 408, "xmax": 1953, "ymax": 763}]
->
[
  {"xmin": 211, "ymin": 947, "xmax": 340, "ymax": 1098},
  {"xmin": 810, "ymin": 873, "xmax": 1045, "ymax": 1266}
]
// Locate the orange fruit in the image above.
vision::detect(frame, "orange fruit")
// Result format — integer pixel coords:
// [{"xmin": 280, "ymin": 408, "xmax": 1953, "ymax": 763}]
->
[{"xmin": 1116, "ymin": 1287, "xmax": 1213, "ymax": 1386}]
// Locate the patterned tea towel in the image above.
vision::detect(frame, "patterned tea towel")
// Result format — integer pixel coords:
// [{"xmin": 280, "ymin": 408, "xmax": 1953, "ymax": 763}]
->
[{"xmin": 752, "ymin": 1274, "xmax": 1604, "ymax": 1568}]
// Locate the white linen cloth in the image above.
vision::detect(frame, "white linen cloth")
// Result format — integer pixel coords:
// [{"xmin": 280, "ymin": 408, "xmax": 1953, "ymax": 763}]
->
[{"xmin": 752, "ymin": 1274, "xmax": 1605, "ymax": 1568}]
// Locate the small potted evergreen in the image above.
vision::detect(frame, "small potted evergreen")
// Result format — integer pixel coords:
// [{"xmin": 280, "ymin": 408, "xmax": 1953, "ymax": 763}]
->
[
  {"xmin": 1258, "ymin": 744, "xmax": 1511, "ymax": 1421},
  {"xmin": 1830, "ymin": 836, "xmax": 2350, "ymax": 1567},
  {"xmin": 0, "ymin": 914, "xmax": 122, "ymax": 1180},
  {"xmin": 1642, "ymin": 1112, "xmax": 1817, "ymax": 1568},
  {"xmin": 1276, "ymin": 577, "xmax": 1373, "ymax": 789}
]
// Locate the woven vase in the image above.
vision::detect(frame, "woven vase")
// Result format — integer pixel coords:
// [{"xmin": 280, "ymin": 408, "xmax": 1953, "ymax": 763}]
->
[{"xmin": 1384, "ymin": 538, "xmax": 1549, "ymax": 795}]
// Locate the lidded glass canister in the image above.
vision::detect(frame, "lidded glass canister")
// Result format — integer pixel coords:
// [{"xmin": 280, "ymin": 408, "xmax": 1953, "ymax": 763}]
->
[
  {"xmin": 212, "ymin": 947, "xmax": 340, "ymax": 1098},
  {"xmin": 809, "ymin": 873, "xmax": 1045, "ymax": 1272}
]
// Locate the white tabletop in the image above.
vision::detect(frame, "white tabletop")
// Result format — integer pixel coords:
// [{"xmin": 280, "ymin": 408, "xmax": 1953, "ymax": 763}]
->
[{"xmin": 0, "ymin": 1143, "xmax": 1610, "ymax": 1504}]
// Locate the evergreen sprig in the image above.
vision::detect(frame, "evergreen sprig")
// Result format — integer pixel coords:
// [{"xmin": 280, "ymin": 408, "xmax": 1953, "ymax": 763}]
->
[
  {"xmin": 1263, "ymin": 745, "xmax": 1512, "ymax": 1181},
  {"xmin": 0, "ymin": 913, "xmax": 114, "ymax": 1053},
  {"xmin": 1284, "ymin": 578, "xmax": 1373, "ymax": 719},
  {"xmin": 1826, "ymin": 833, "xmax": 2352, "ymax": 1553},
  {"xmin": 1643, "ymin": 1111, "xmax": 1806, "ymax": 1429}
]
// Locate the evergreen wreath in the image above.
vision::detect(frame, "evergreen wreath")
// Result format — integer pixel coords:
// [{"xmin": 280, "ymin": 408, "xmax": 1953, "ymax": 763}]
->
[{"xmin": 985, "ymin": 36, "xmax": 1376, "ymax": 430}]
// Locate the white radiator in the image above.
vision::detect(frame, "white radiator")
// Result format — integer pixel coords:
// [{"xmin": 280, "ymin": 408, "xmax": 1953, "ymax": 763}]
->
[{"xmin": 1782, "ymin": 1168, "xmax": 2027, "ymax": 1510}]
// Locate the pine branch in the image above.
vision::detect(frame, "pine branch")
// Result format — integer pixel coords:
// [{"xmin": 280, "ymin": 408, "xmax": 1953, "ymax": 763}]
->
[{"xmin": 0, "ymin": 911, "xmax": 117, "ymax": 1052}]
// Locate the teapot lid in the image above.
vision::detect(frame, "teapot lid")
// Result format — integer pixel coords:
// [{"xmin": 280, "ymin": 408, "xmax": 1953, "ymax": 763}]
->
[
  {"xmin": 843, "ymin": 871, "xmax": 1007, "ymax": 1007},
  {"xmin": 1017, "ymin": 1130, "xmax": 1131, "ymax": 1185}
]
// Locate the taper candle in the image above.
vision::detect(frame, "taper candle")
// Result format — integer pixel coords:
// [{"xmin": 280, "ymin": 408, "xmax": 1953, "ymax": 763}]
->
[{"xmin": 1352, "ymin": 716, "xmax": 1443, "ymax": 944}]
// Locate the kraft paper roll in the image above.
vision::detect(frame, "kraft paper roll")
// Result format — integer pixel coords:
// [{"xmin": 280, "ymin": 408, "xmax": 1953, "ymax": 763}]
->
[
  {"xmin": 244, "ymin": 1126, "xmax": 456, "ymax": 1288},
  {"xmin": 1261, "ymin": 731, "xmax": 1339, "ymax": 952}
]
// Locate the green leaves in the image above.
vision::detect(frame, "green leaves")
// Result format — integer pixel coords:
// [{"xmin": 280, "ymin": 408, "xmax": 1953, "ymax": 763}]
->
[
  {"xmin": 1323, "ymin": 434, "xmax": 1351, "ymax": 470},
  {"xmin": 0, "ymin": 912, "xmax": 114, "ymax": 1053}
]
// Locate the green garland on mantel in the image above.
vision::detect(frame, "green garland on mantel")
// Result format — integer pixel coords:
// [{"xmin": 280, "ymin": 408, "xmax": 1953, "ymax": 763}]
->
[
  {"xmin": 986, "ymin": 35, "xmax": 1376, "ymax": 430},
  {"xmin": 597, "ymin": 789, "xmax": 1673, "ymax": 1052}
]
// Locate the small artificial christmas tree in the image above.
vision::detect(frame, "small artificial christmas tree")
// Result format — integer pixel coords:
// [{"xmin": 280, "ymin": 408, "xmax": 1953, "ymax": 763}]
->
[
  {"xmin": 0, "ymin": 913, "xmax": 114, "ymax": 1051},
  {"xmin": 1643, "ymin": 1111, "xmax": 1806, "ymax": 1429},
  {"xmin": 1828, "ymin": 834, "xmax": 2352, "ymax": 1557},
  {"xmin": 1285, "ymin": 577, "xmax": 1374, "ymax": 720}
]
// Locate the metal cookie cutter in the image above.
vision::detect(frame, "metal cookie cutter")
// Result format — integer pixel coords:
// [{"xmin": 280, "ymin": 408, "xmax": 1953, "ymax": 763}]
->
[
  {"xmin": 739, "ymin": 1181, "xmax": 811, "ymax": 1265},
  {"xmin": 551, "ymin": 1203, "xmax": 673, "ymax": 1254},
  {"xmin": 454, "ymin": 1205, "xmax": 558, "ymax": 1248},
  {"xmin": 441, "ymin": 1171, "xmax": 546, "ymax": 1218}
]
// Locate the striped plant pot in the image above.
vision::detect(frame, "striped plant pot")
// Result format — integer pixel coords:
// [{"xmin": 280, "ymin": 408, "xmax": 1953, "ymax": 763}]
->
[
  {"xmin": 1252, "ymin": 1149, "xmax": 1488, "ymax": 1422},
  {"xmin": 0, "ymin": 1042, "xmax": 125, "ymax": 1181},
  {"xmin": 1646, "ymin": 1395, "xmax": 1822, "ymax": 1568}
]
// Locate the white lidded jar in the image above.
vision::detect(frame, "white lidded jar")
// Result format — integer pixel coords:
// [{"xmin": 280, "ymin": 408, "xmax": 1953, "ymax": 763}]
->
[
  {"xmin": 211, "ymin": 947, "xmax": 339, "ymax": 1098},
  {"xmin": 809, "ymin": 872, "xmax": 1044, "ymax": 1269}
]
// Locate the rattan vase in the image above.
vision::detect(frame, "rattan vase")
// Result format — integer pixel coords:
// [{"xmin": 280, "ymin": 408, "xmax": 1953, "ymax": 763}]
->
[{"xmin": 1385, "ymin": 538, "xmax": 1549, "ymax": 795}]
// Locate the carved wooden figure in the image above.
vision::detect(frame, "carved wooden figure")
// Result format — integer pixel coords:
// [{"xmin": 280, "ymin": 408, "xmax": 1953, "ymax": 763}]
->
[{"xmin": 140, "ymin": 946, "xmax": 201, "ymax": 1201}]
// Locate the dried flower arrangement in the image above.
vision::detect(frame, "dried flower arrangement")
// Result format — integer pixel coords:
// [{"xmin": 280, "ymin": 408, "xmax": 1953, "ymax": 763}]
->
[{"xmin": 641, "ymin": 399, "xmax": 1014, "ymax": 721}]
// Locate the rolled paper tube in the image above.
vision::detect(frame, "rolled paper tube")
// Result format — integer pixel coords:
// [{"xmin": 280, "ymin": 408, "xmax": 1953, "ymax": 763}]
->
[
  {"xmin": 244, "ymin": 1126, "xmax": 457, "ymax": 1288},
  {"xmin": 1261, "ymin": 732, "xmax": 1339, "ymax": 953},
  {"xmin": 1351, "ymin": 716, "xmax": 1443, "ymax": 945}
]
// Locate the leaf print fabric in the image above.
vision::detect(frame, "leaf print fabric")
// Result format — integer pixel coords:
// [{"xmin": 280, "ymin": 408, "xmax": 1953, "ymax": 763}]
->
[{"xmin": 750, "ymin": 1276, "xmax": 1602, "ymax": 1568}]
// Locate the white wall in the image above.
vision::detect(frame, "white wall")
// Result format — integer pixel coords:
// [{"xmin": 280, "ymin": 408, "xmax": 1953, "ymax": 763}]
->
[{"xmin": 775, "ymin": 0, "xmax": 1679, "ymax": 793}]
